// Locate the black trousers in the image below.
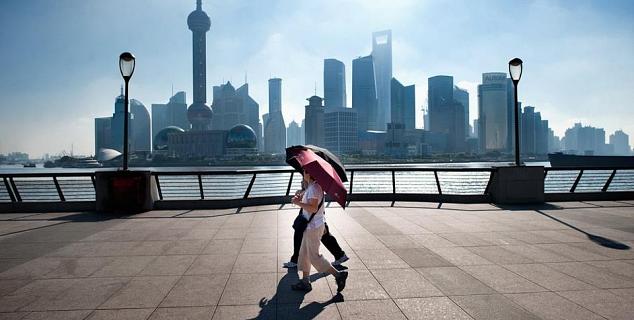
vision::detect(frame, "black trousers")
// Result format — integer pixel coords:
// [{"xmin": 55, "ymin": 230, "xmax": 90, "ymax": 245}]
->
[{"xmin": 290, "ymin": 212, "xmax": 345, "ymax": 263}]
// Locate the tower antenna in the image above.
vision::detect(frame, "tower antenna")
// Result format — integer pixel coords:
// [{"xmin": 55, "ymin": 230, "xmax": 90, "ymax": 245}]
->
[{"xmin": 314, "ymin": 81, "xmax": 317, "ymax": 96}]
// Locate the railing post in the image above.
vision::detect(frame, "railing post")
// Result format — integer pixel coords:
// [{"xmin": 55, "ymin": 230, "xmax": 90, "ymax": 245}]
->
[
  {"xmin": 53, "ymin": 176, "xmax": 65, "ymax": 202},
  {"xmin": 484, "ymin": 170, "xmax": 494, "ymax": 195},
  {"xmin": 602, "ymin": 169, "xmax": 617, "ymax": 192},
  {"xmin": 349, "ymin": 171, "xmax": 354, "ymax": 195},
  {"xmin": 90, "ymin": 175, "xmax": 96, "ymax": 189},
  {"xmin": 570, "ymin": 170, "xmax": 584, "ymax": 193},
  {"xmin": 3, "ymin": 177, "xmax": 16, "ymax": 203},
  {"xmin": 243, "ymin": 173, "xmax": 257, "ymax": 199},
  {"xmin": 198, "ymin": 174, "xmax": 204, "ymax": 200},
  {"xmin": 9, "ymin": 177, "xmax": 21, "ymax": 202},
  {"xmin": 392, "ymin": 170, "xmax": 396, "ymax": 194},
  {"xmin": 286, "ymin": 171, "xmax": 294, "ymax": 196},
  {"xmin": 154, "ymin": 175, "xmax": 163, "ymax": 200},
  {"xmin": 434, "ymin": 170, "xmax": 442, "ymax": 195}
]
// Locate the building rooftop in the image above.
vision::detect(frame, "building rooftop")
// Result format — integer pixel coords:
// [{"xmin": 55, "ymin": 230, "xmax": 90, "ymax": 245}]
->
[{"xmin": 0, "ymin": 201, "xmax": 633, "ymax": 319}]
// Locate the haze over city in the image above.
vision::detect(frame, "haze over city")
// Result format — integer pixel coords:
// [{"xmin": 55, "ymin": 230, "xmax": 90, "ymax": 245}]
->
[{"xmin": 0, "ymin": 0, "xmax": 633, "ymax": 157}]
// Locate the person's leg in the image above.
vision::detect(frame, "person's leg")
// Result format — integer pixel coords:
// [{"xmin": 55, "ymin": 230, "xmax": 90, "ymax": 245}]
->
[
  {"xmin": 307, "ymin": 225, "xmax": 348, "ymax": 292},
  {"xmin": 321, "ymin": 223, "xmax": 346, "ymax": 261},
  {"xmin": 291, "ymin": 231, "xmax": 313, "ymax": 291},
  {"xmin": 286, "ymin": 211, "xmax": 304, "ymax": 266}
]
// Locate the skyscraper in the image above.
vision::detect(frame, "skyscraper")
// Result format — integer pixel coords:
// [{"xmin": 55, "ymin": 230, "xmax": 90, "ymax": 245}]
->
[
  {"xmin": 263, "ymin": 78, "xmax": 286, "ymax": 153},
  {"xmin": 304, "ymin": 96, "xmax": 325, "ymax": 147},
  {"xmin": 236, "ymin": 83, "xmax": 263, "ymax": 151},
  {"xmin": 610, "ymin": 130, "xmax": 631, "ymax": 155},
  {"xmin": 187, "ymin": 0, "xmax": 212, "ymax": 131},
  {"xmin": 152, "ymin": 91, "xmax": 189, "ymax": 140},
  {"xmin": 478, "ymin": 72, "xmax": 509, "ymax": 152},
  {"xmin": 95, "ymin": 117, "xmax": 112, "ymax": 155},
  {"xmin": 352, "ymin": 55, "xmax": 378, "ymax": 132},
  {"xmin": 428, "ymin": 75, "xmax": 465, "ymax": 152},
  {"xmin": 324, "ymin": 59, "xmax": 346, "ymax": 111},
  {"xmin": 130, "ymin": 100, "xmax": 151, "ymax": 153},
  {"xmin": 506, "ymin": 78, "xmax": 517, "ymax": 153},
  {"xmin": 287, "ymin": 120, "xmax": 304, "ymax": 147},
  {"xmin": 390, "ymin": 78, "xmax": 415, "ymax": 130},
  {"xmin": 111, "ymin": 91, "xmax": 134, "ymax": 153},
  {"xmin": 325, "ymin": 108, "xmax": 358, "ymax": 155},
  {"xmin": 372, "ymin": 30, "xmax": 392, "ymax": 130},
  {"xmin": 454, "ymin": 86, "xmax": 469, "ymax": 139}
]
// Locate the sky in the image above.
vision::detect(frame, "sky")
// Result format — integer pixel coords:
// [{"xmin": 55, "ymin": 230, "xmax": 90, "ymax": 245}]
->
[{"xmin": 0, "ymin": 0, "xmax": 633, "ymax": 157}]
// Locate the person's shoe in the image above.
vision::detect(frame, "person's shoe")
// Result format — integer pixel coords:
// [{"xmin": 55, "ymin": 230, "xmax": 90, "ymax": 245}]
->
[
  {"xmin": 332, "ymin": 254, "xmax": 349, "ymax": 266},
  {"xmin": 291, "ymin": 279, "xmax": 312, "ymax": 292},
  {"xmin": 335, "ymin": 271, "xmax": 348, "ymax": 292},
  {"xmin": 283, "ymin": 261, "xmax": 297, "ymax": 268}
]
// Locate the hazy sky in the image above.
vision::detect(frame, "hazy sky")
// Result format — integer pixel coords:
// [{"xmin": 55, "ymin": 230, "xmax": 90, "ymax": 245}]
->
[{"xmin": 1, "ymin": 0, "xmax": 633, "ymax": 157}]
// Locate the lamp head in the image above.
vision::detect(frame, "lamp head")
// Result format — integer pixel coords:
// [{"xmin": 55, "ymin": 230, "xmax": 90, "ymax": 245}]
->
[
  {"xmin": 509, "ymin": 57, "xmax": 523, "ymax": 84},
  {"xmin": 119, "ymin": 52, "xmax": 136, "ymax": 80}
]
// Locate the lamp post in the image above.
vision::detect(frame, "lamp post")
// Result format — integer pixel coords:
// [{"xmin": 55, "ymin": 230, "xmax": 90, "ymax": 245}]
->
[
  {"xmin": 509, "ymin": 58, "xmax": 523, "ymax": 166},
  {"xmin": 119, "ymin": 52, "xmax": 136, "ymax": 171}
]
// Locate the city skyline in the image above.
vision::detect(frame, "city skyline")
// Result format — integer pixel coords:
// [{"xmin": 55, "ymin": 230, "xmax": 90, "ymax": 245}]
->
[{"xmin": 0, "ymin": 0, "xmax": 633, "ymax": 157}]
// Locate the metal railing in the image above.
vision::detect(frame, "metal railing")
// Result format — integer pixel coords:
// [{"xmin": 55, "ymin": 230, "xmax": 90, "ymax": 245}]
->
[{"xmin": 1, "ymin": 166, "xmax": 633, "ymax": 212}]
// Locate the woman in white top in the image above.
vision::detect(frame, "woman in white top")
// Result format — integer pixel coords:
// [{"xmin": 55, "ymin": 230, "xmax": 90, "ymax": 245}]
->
[{"xmin": 291, "ymin": 170, "xmax": 348, "ymax": 292}]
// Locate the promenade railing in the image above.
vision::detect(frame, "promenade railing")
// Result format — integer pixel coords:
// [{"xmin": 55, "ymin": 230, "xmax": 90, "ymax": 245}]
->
[{"xmin": 1, "ymin": 166, "xmax": 633, "ymax": 212}]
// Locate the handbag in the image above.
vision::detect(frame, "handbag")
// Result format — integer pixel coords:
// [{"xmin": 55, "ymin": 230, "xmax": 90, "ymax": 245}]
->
[{"xmin": 292, "ymin": 195, "xmax": 325, "ymax": 232}]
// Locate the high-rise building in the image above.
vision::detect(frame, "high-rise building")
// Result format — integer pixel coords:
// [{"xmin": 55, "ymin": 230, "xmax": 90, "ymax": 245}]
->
[
  {"xmin": 304, "ymin": 96, "xmax": 325, "ymax": 147},
  {"xmin": 324, "ymin": 59, "xmax": 346, "ymax": 110},
  {"xmin": 506, "ymin": 78, "xmax": 518, "ymax": 153},
  {"xmin": 287, "ymin": 120, "xmax": 304, "ymax": 147},
  {"xmin": 130, "ymin": 100, "xmax": 151, "ymax": 153},
  {"xmin": 187, "ymin": 0, "xmax": 212, "ymax": 131},
  {"xmin": 562, "ymin": 123, "xmax": 608, "ymax": 155},
  {"xmin": 325, "ymin": 107, "xmax": 358, "ymax": 155},
  {"xmin": 152, "ymin": 91, "xmax": 189, "ymax": 142},
  {"xmin": 352, "ymin": 55, "xmax": 378, "ymax": 132},
  {"xmin": 428, "ymin": 75, "xmax": 465, "ymax": 152},
  {"xmin": 263, "ymin": 78, "xmax": 286, "ymax": 153},
  {"xmin": 95, "ymin": 117, "xmax": 112, "ymax": 155},
  {"xmin": 391, "ymin": 78, "xmax": 415, "ymax": 130},
  {"xmin": 454, "ymin": 86, "xmax": 469, "ymax": 139},
  {"xmin": 372, "ymin": 30, "xmax": 392, "ymax": 130},
  {"xmin": 111, "ymin": 91, "xmax": 134, "ymax": 153},
  {"xmin": 423, "ymin": 108, "xmax": 430, "ymax": 131},
  {"xmin": 478, "ymin": 72, "xmax": 509, "ymax": 152},
  {"xmin": 610, "ymin": 130, "xmax": 631, "ymax": 155},
  {"xmin": 210, "ymin": 81, "xmax": 262, "ymax": 150}
]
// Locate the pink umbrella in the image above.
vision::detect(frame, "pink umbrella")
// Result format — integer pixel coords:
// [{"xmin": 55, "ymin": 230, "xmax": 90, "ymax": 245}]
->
[{"xmin": 288, "ymin": 148, "xmax": 348, "ymax": 208}]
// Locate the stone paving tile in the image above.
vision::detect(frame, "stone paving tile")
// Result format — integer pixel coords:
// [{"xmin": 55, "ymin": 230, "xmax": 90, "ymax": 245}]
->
[
  {"xmin": 0, "ymin": 280, "xmax": 31, "ymax": 297},
  {"xmin": 376, "ymin": 235, "xmax": 420, "ymax": 248},
  {"xmin": 164, "ymin": 240, "xmax": 209, "ymax": 255},
  {"xmin": 212, "ymin": 305, "xmax": 275, "ymax": 319},
  {"xmin": 185, "ymin": 255, "xmax": 237, "ymax": 275},
  {"xmin": 87, "ymin": 308, "xmax": 154, "ymax": 320},
  {"xmin": 354, "ymin": 249, "xmax": 410, "ymax": 269},
  {"xmin": 467, "ymin": 246, "xmax": 535, "ymax": 265},
  {"xmin": 557, "ymin": 289, "xmax": 634, "ymax": 320},
  {"xmin": 500, "ymin": 244, "xmax": 572, "ymax": 263},
  {"xmin": 503, "ymin": 263, "xmax": 596, "ymax": 291},
  {"xmin": 0, "ymin": 279, "xmax": 78, "ymax": 312},
  {"xmin": 202, "ymin": 239, "xmax": 244, "ymax": 256},
  {"xmin": 149, "ymin": 307, "xmax": 214, "ymax": 320},
  {"xmin": 218, "ymin": 272, "xmax": 277, "ymax": 306},
  {"xmin": 395, "ymin": 297, "xmax": 474, "ymax": 320},
  {"xmin": 461, "ymin": 265, "xmax": 546, "ymax": 293},
  {"xmin": 392, "ymin": 248, "xmax": 454, "ymax": 268},
  {"xmin": 126, "ymin": 241, "xmax": 174, "ymax": 256},
  {"xmin": 546, "ymin": 262, "xmax": 634, "ymax": 288},
  {"xmin": 138, "ymin": 255, "xmax": 196, "ymax": 276},
  {"xmin": 439, "ymin": 233, "xmax": 495, "ymax": 247},
  {"xmin": 275, "ymin": 271, "xmax": 334, "ymax": 305},
  {"xmin": 213, "ymin": 228, "xmax": 248, "ymax": 240},
  {"xmin": 232, "ymin": 253, "xmax": 277, "ymax": 273},
  {"xmin": 451, "ymin": 294, "xmax": 540, "ymax": 320},
  {"xmin": 20, "ymin": 310, "xmax": 93, "ymax": 320},
  {"xmin": 0, "ymin": 257, "xmax": 68, "ymax": 280},
  {"xmin": 336, "ymin": 299, "xmax": 407, "ymax": 320},
  {"xmin": 342, "ymin": 236, "xmax": 387, "ymax": 250},
  {"xmin": 416, "ymin": 267, "xmax": 495, "ymax": 296},
  {"xmin": 428, "ymin": 247, "xmax": 493, "ymax": 266},
  {"xmin": 43, "ymin": 257, "xmax": 115, "ymax": 278},
  {"xmin": 371, "ymin": 268, "xmax": 443, "ymax": 298},
  {"xmin": 239, "ymin": 238, "xmax": 276, "ymax": 254},
  {"xmin": 22, "ymin": 277, "xmax": 128, "ymax": 311},
  {"xmin": 277, "ymin": 302, "xmax": 341, "ymax": 320},
  {"xmin": 91, "ymin": 256, "xmax": 156, "ymax": 277},
  {"xmin": 88, "ymin": 241, "xmax": 142, "ymax": 257},
  {"xmin": 502, "ymin": 231, "xmax": 561, "ymax": 244},
  {"xmin": 584, "ymin": 260, "xmax": 634, "ymax": 279},
  {"xmin": 160, "ymin": 274, "xmax": 229, "ymax": 307},
  {"xmin": 505, "ymin": 292, "xmax": 604, "ymax": 320},
  {"xmin": 99, "ymin": 276, "xmax": 179, "ymax": 309},
  {"xmin": 0, "ymin": 312, "xmax": 28, "ymax": 320},
  {"xmin": 409, "ymin": 234, "xmax": 457, "ymax": 248},
  {"xmin": 325, "ymin": 269, "xmax": 389, "ymax": 301},
  {"xmin": 536, "ymin": 243, "xmax": 612, "ymax": 261}
]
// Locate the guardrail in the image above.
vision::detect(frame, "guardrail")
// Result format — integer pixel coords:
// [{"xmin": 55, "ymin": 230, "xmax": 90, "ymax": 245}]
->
[{"xmin": 1, "ymin": 166, "xmax": 633, "ymax": 212}]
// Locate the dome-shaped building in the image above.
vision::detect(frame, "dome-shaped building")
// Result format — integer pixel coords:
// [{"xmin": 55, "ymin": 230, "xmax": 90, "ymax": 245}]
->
[
  {"xmin": 225, "ymin": 124, "xmax": 257, "ymax": 156},
  {"xmin": 154, "ymin": 126, "xmax": 185, "ymax": 151}
]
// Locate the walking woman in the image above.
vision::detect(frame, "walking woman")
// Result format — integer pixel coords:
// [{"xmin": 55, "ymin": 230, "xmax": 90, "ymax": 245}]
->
[{"xmin": 290, "ymin": 170, "xmax": 348, "ymax": 292}]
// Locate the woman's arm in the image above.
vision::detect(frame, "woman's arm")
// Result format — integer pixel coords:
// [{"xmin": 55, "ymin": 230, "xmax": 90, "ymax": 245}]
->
[{"xmin": 292, "ymin": 196, "xmax": 319, "ymax": 213}]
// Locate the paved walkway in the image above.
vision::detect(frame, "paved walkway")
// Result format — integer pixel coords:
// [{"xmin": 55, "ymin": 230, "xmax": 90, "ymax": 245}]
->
[{"xmin": 0, "ymin": 201, "xmax": 633, "ymax": 319}]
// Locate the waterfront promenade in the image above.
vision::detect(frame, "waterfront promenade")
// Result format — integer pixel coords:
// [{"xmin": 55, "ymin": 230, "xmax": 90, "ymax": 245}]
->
[{"xmin": 0, "ymin": 201, "xmax": 633, "ymax": 319}]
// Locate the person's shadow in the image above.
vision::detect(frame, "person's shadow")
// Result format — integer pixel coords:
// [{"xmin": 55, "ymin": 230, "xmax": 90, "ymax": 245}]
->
[{"xmin": 250, "ymin": 269, "xmax": 344, "ymax": 319}]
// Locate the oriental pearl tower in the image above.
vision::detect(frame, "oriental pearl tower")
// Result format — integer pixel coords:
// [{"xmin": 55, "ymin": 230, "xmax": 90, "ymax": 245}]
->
[{"xmin": 187, "ymin": 0, "xmax": 212, "ymax": 131}]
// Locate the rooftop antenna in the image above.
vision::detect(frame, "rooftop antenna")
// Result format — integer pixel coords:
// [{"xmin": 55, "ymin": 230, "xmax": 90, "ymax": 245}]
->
[
  {"xmin": 314, "ymin": 81, "xmax": 317, "ymax": 96},
  {"xmin": 120, "ymin": 84, "xmax": 123, "ymax": 96}
]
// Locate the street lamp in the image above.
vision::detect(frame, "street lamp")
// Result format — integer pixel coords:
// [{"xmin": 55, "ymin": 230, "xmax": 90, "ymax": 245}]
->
[
  {"xmin": 509, "ymin": 57, "xmax": 523, "ymax": 166},
  {"xmin": 119, "ymin": 52, "xmax": 135, "ymax": 170}
]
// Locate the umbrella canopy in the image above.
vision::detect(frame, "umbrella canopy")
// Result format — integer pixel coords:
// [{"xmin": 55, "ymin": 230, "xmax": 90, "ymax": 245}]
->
[
  {"xmin": 287, "ymin": 148, "xmax": 348, "ymax": 208},
  {"xmin": 286, "ymin": 145, "xmax": 348, "ymax": 182}
]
